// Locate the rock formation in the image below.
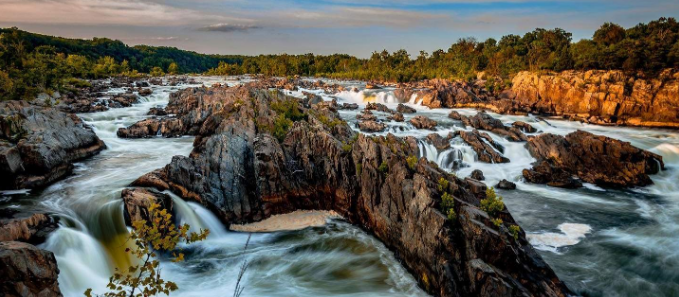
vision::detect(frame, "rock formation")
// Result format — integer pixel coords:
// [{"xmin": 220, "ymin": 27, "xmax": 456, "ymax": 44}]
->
[
  {"xmin": 523, "ymin": 130, "xmax": 664, "ymax": 188},
  {"xmin": 130, "ymin": 84, "xmax": 572, "ymax": 297},
  {"xmin": 409, "ymin": 115, "xmax": 438, "ymax": 130},
  {"xmin": 0, "ymin": 241, "xmax": 62, "ymax": 297},
  {"xmin": 0, "ymin": 211, "xmax": 58, "ymax": 244},
  {"xmin": 0, "ymin": 101, "xmax": 105, "ymax": 190}
]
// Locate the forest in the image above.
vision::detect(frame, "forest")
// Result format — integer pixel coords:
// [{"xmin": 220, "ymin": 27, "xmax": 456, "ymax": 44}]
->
[{"xmin": 1, "ymin": 17, "xmax": 679, "ymax": 100}]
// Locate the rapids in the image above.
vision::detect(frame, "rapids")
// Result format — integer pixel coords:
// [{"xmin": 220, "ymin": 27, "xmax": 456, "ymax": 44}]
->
[{"xmin": 1, "ymin": 77, "xmax": 678, "ymax": 296}]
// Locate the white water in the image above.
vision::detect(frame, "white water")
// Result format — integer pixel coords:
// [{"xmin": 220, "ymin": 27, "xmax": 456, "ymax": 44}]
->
[
  {"xmin": 321, "ymin": 87, "xmax": 679, "ymax": 296},
  {"xmin": 0, "ymin": 77, "xmax": 428, "ymax": 297}
]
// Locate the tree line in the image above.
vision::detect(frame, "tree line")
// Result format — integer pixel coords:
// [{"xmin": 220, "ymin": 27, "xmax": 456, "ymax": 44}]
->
[{"xmin": 2, "ymin": 17, "xmax": 679, "ymax": 101}]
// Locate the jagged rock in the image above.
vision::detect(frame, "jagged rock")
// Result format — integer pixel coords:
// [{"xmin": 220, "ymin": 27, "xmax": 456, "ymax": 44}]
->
[
  {"xmin": 133, "ymin": 86, "xmax": 571, "ymax": 297},
  {"xmin": 0, "ymin": 101, "xmax": 105, "ymax": 190},
  {"xmin": 397, "ymin": 103, "xmax": 416, "ymax": 114},
  {"xmin": 365, "ymin": 102, "xmax": 394, "ymax": 114},
  {"xmin": 512, "ymin": 121, "xmax": 537, "ymax": 133},
  {"xmin": 387, "ymin": 112, "xmax": 404, "ymax": 122},
  {"xmin": 456, "ymin": 112, "xmax": 527, "ymax": 141},
  {"xmin": 356, "ymin": 110, "xmax": 377, "ymax": 121},
  {"xmin": 425, "ymin": 133, "xmax": 452, "ymax": 150},
  {"xmin": 135, "ymin": 81, "xmax": 150, "ymax": 88},
  {"xmin": 456, "ymin": 130, "xmax": 510, "ymax": 163},
  {"xmin": 522, "ymin": 161, "xmax": 583, "ymax": 188},
  {"xmin": 147, "ymin": 107, "xmax": 167, "ymax": 116},
  {"xmin": 470, "ymin": 169, "xmax": 485, "ymax": 181},
  {"xmin": 524, "ymin": 131, "xmax": 664, "ymax": 188},
  {"xmin": 338, "ymin": 103, "xmax": 359, "ymax": 110},
  {"xmin": 0, "ymin": 212, "xmax": 58, "ymax": 244},
  {"xmin": 109, "ymin": 93, "xmax": 138, "ymax": 107},
  {"xmin": 365, "ymin": 83, "xmax": 382, "ymax": 89},
  {"xmin": 358, "ymin": 120, "xmax": 386, "ymax": 132},
  {"xmin": 117, "ymin": 118, "xmax": 184, "ymax": 138},
  {"xmin": 0, "ymin": 241, "xmax": 62, "ymax": 297},
  {"xmin": 138, "ymin": 88, "xmax": 153, "ymax": 96},
  {"xmin": 496, "ymin": 179, "xmax": 517, "ymax": 190},
  {"xmin": 409, "ymin": 115, "xmax": 438, "ymax": 130},
  {"xmin": 121, "ymin": 188, "xmax": 174, "ymax": 226}
]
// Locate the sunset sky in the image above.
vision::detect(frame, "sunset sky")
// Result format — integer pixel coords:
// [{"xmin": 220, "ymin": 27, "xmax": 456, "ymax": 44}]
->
[{"xmin": 0, "ymin": 0, "xmax": 676, "ymax": 57}]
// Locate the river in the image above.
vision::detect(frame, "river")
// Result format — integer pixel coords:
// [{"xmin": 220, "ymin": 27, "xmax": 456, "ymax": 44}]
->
[{"xmin": 2, "ymin": 77, "xmax": 677, "ymax": 297}]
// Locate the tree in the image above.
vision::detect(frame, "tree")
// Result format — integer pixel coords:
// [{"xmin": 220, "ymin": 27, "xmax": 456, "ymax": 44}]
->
[
  {"xmin": 85, "ymin": 203, "xmax": 209, "ymax": 297},
  {"xmin": 167, "ymin": 62, "xmax": 179, "ymax": 75},
  {"xmin": 150, "ymin": 67, "xmax": 165, "ymax": 77},
  {"xmin": 593, "ymin": 22, "xmax": 626, "ymax": 46}
]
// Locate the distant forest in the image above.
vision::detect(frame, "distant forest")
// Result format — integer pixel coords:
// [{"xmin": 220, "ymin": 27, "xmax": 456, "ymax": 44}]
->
[{"xmin": 1, "ymin": 17, "xmax": 679, "ymax": 100}]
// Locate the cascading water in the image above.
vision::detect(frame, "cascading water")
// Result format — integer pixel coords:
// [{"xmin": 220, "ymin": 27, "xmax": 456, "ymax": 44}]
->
[{"xmin": 328, "ymin": 87, "xmax": 679, "ymax": 296}]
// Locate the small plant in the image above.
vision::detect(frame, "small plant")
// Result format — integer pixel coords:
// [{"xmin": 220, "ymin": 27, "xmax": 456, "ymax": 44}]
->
[
  {"xmin": 341, "ymin": 142, "xmax": 352, "ymax": 153},
  {"xmin": 509, "ymin": 225, "xmax": 520, "ymax": 240},
  {"xmin": 85, "ymin": 203, "xmax": 209, "ymax": 297},
  {"xmin": 446, "ymin": 208, "xmax": 456, "ymax": 220},
  {"xmin": 441, "ymin": 192, "xmax": 454, "ymax": 210},
  {"xmin": 406, "ymin": 155, "xmax": 418, "ymax": 170},
  {"xmin": 355, "ymin": 163, "xmax": 362, "ymax": 176},
  {"xmin": 378, "ymin": 160, "xmax": 389, "ymax": 174},
  {"xmin": 480, "ymin": 187, "xmax": 505, "ymax": 217},
  {"xmin": 437, "ymin": 177, "xmax": 449, "ymax": 192},
  {"xmin": 491, "ymin": 218, "xmax": 503, "ymax": 227}
]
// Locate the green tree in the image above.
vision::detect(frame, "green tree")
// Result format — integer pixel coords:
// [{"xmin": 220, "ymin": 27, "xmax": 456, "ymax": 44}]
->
[
  {"xmin": 85, "ymin": 203, "xmax": 209, "ymax": 297},
  {"xmin": 593, "ymin": 22, "xmax": 626, "ymax": 46},
  {"xmin": 167, "ymin": 62, "xmax": 179, "ymax": 75},
  {"xmin": 150, "ymin": 66, "xmax": 165, "ymax": 77}
]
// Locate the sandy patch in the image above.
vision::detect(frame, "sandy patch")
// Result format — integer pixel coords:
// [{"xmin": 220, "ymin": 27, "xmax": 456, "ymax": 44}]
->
[{"xmin": 229, "ymin": 210, "xmax": 341, "ymax": 232}]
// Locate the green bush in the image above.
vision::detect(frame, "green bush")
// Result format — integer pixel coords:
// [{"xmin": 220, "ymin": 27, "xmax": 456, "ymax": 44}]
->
[
  {"xmin": 437, "ymin": 177, "xmax": 449, "ymax": 192},
  {"xmin": 509, "ymin": 225, "xmax": 520, "ymax": 240},
  {"xmin": 492, "ymin": 218, "xmax": 503, "ymax": 227},
  {"xmin": 480, "ymin": 187, "xmax": 505, "ymax": 216},
  {"xmin": 378, "ymin": 160, "xmax": 389, "ymax": 174},
  {"xmin": 406, "ymin": 155, "xmax": 418, "ymax": 170}
]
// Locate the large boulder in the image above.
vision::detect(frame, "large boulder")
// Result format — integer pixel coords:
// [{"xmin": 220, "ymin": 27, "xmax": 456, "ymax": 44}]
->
[
  {"xmin": 409, "ymin": 115, "xmax": 438, "ymax": 130},
  {"xmin": 0, "ymin": 241, "xmax": 62, "ymax": 297},
  {"xmin": 452, "ymin": 111, "xmax": 526, "ymax": 142},
  {"xmin": 523, "ymin": 131, "xmax": 664, "ymax": 188},
  {"xmin": 121, "ymin": 188, "xmax": 174, "ymax": 226},
  {"xmin": 0, "ymin": 211, "xmax": 58, "ymax": 244},
  {"xmin": 455, "ymin": 130, "xmax": 510, "ymax": 163},
  {"xmin": 133, "ymin": 85, "xmax": 571, "ymax": 297},
  {"xmin": 0, "ymin": 101, "xmax": 105, "ymax": 190}
]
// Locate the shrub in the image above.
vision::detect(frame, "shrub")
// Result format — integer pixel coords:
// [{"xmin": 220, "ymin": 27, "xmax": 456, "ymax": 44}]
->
[
  {"xmin": 342, "ymin": 142, "xmax": 352, "ymax": 153},
  {"xmin": 378, "ymin": 160, "xmax": 389, "ymax": 174},
  {"xmin": 406, "ymin": 155, "xmax": 418, "ymax": 170},
  {"xmin": 492, "ymin": 218, "xmax": 503, "ymax": 227},
  {"xmin": 356, "ymin": 163, "xmax": 362, "ymax": 176},
  {"xmin": 480, "ymin": 187, "xmax": 505, "ymax": 216},
  {"xmin": 446, "ymin": 208, "xmax": 456, "ymax": 220},
  {"xmin": 509, "ymin": 225, "xmax": 520, "ymax": 240},
  {"xmin": 437, "ymin": 177, "xmax": 449, "ymax": 192},
  {"xmin": 86, "ymin": 203, "xmax": 209, "ymax": 297}
]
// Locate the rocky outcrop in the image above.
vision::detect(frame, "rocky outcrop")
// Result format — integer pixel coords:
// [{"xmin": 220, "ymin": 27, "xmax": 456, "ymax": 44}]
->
[
  {"xmin": 455, "ymin": 130, "xmax": 510, "ymax": 164},
  {"xmin": 409, "ymin": 115, "xmax": 438, "ymax": 130},
  {"xmin": 470, "ymin": 169, "xmax": 485, "ymax": 181},
  {"xmin": 512, "ymin": 121, "xmax": 537, "ymax": 133},
  {"xmin": 496, "ymin": 179, "xmax": 517, "ymax": 190},
  {"xmin": 0, "ymin": 101, "xmax": 106, "ymax": 190},
  {"xmin": 0, "ymin": 241, "xmax": 62, "ymax": 297},
  {"xmin": 0, "ymin": 211, "xmax": 58, "ymax": 244},
  {"xmin": 450, "ymin": 111, "xmax": 526, "ymax": 142},
  {"xmin": 365, "ymin": 102, "xmax": 394, "ymax": 114},
  {"xmin": 133, "ymin": 85, "xmax": 571, "ymax": 297},
  {"xmin": 356, "ymin": 110, "xmax": 377, "ymax": 121},
  {"xmin": 387, "ymin": 112, "xmax": 404, "ymax": 122},
  {"xmin": 121, "ymin": 188, "xmax": 174, "ymax": 226},
  {"xmin": 523, "ymin": 131, "xmax": 664, "ymax": 188},
  {"xmin": 116, "ymin": 118, "xmax": 184, "ymax": 138},
  {"xmin": 397, "ymin": 103, "xmax": 416, "ymax": 114},
  {"xmin": 358, "ymin": 120, "xmax": 386, "ymax": 132}
]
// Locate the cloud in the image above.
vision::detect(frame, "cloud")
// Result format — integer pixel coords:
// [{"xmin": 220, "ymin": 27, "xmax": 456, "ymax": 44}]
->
[{"xmin": 197, "ymin": 23, "xmax": 261, "ymax": 33}]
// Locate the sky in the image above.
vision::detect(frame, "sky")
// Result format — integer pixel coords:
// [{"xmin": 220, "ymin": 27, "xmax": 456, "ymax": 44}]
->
[{"xmin": 0, "ymin": 0, "xmax": 676, "ymax": 58}]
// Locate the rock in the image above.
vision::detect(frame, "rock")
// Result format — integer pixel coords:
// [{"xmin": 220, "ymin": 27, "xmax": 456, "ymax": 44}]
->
[
  {"xmin": 365, "ymin": 102, "xmax": 394, "ymax": 114},
  {"xmin": 138, "ymin": 88, "xmax": 153, "ymax": 96},
  {"xmin": 524, "ymin": 131, "xmax": 664, "ymax": 188},
  {"xmin": 409, "ymin": 115, "xmax": 438, "ymax": 130},
  {"xmin": 0, "ymin": 101, "xmax": 106, "ymax": 190},
  {"xmin": 522, "ymin": 161, "xmax": 583, "ymax": 189},
  {"xmin": 425, "ymin": 133, "xmax": 452, "ymax": 150},
  {"xmin": 132, "ymin": 85, "xmax": 572, "ymax": 297},
  {"xmin": 121, "ymin": 188, "xmax": 174, "ymax": 226},
  {"xmin": 109, "ymin": 93, "xmax": 138, "ymax": 107},
  {"xmin": 117, "ymin": 118, "xmax": 184, "ymax": 138},
  {"xmin": 358, "ymin": 120, "xmax": 386, "ymax": 132},
  {"xmin": 456, "ymin": 130, "xmax": 510, "ymax": 163},
  {"xmin": 147, "ymin": 107, "xmax": 167, "ymax": 116},
  {"xmin": 470, "ymin": 169, "xmax": 485, "ymax": 181},
  {"xmin": 496, "ymin": 179, "xmax": 516, "ymax": 190},
  {"xmin": 0, "ymin": 241, "xmax": 62, "ymax": 297},
  {"xmin": 387, "ymin": 112, "xmax": 404, "ymax": 122},
  {"xmin": 338, "ymin": 103, "xmax": 359, "ymax": 110},
  {"xmin": 397, "ymin": 103, "xmax": 416, "ymax": 114},
  {"xmin": 356, "ymin": 110, "xmax": 377, "ymax": 121},
  {"xmin": 457, "ymin": 112, "xmax": 527, "ymax": 142},
  {"xmin": 0, "ymin": 212, "xmax": 58, "ymax": 244},
  {"xmin": 512, "ymin": 121, "xmax": 537, "ymax": 133},
  {"xmin": 135, "ymin": 81, "xmax": 150, "ymax": 88},
  {"xmin": 365, "ymin": 83, "xmax": 382, "ymax": 89}
]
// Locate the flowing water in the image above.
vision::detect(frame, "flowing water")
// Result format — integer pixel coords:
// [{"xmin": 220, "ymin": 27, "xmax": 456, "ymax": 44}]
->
[{"xmin": 2, "ymin": 78, "xmax": 678, "ymax": 297}]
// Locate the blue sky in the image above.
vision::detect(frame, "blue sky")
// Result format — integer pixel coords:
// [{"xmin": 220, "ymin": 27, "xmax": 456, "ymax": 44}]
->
[{"xmin": 0, "ymin": 0, "xmax": 676, "ymax": 57}]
